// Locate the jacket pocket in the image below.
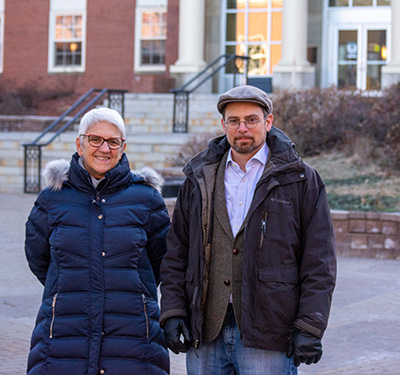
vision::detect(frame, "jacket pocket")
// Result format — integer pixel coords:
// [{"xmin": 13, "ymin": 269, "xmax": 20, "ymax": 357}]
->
[
  {"xmin": 49, "ymin": 293, "xmax": 58, "ymax": 338},
  {"xmin": 142, "ymin": 294, "xmax": 149, "ymax": 339},
  {"xmin": 255, "ymin": 266, "xmax": 299, "ymax": 327}
]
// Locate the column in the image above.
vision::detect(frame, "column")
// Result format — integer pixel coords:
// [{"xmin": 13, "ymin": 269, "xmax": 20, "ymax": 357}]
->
[
  {"xmin": 382, "ymin": 3, "xmax": 400, "ymax": 88},
  {"xmin": 169, "ymin": 0, "xmax": 208, "ymax": 89},
  {"xmin": 272, "ymin": 0, "xmax": 315, "ymax": 92}
]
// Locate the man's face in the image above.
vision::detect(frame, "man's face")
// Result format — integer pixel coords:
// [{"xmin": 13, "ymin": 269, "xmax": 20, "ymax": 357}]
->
[
  {"xmin": 221, "ymin": 102, "xmax": 273, "ymax": 159},
  {"xmin": 76, "ymin": 121, "xmax": 126, "ymax": 179}
]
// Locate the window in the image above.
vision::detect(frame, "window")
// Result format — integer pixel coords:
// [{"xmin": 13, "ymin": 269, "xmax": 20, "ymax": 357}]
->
[
  {"xmin": 329, "ymin": 0, "xmax": 390, "ymax": 6},
  {"xmin": 48, "ymin": 0, "xmax": 86, "ymax": 73},
  {"xmin": 224, "ymin": 0, "xmax": 283, "ymax": 76},
  {"xmin": 134, "ymin": 7, "xmax": 167, "ymax": 72},
  {"xmin": 54, "ymin": 15, "xmax": 83, "ymax": 67}
]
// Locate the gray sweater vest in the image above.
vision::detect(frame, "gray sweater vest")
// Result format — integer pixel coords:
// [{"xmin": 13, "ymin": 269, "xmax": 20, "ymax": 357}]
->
[{"xmin": 203, "ymin": 154, "xmax": 245, "ymax": 342}]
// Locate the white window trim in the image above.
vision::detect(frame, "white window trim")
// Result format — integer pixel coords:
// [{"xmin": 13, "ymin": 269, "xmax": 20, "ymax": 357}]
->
[
  {"xmin": 134, "ymin": 7, "xmax": 166, "ymax": 73},
  {"xmin": 0, "ymin": 12, "xmax": 4, "ymax": 73},
  {"xmin": 48, "ymin": 9, "xmax": 86, "ymax": 73}
]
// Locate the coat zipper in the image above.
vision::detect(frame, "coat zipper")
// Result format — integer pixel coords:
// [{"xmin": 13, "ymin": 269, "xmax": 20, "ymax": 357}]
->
[
  {"xmin": 142, "ymin": 294, "xmax": 150, "ymax": 339},
  {"xmin": 49, "ymin": 293, "xmax": 58, "ymax": 338},
  {"xmin": 259, "ymin": 212, "xmax": 268, "ymax": 251}
]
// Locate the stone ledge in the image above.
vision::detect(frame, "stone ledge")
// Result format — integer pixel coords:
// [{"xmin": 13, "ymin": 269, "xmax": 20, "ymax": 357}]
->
[{"xmin": 162, "ymin": 204, "xmax": 400, "ymax": 260}]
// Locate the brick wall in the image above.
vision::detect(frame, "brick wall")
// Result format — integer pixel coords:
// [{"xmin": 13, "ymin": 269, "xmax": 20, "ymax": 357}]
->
[
  {"xmin": 163, "ymin": 199, "xmax": 400, "ymax": 259},
  {"xmin": 332, "ymin": 211, "xmax": 400, "ymax": 259},
  {"xmin": 1, "ymin": 0, "xmax": 179, "ymax": 94}
]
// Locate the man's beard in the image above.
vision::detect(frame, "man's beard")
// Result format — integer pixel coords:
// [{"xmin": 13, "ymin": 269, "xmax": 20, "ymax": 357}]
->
[{"xmin": 232, "ymin": 136, "xmax": 263, "ymax": 154}]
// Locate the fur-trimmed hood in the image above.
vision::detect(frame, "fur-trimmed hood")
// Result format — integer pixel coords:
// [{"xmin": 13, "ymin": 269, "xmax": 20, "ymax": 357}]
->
[{"xmin": 42, "ymin": 157, "xmax": 164, "ymax": 193}]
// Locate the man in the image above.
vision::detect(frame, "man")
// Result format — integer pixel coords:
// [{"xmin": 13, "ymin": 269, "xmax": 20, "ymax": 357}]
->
[{"xmin": 160, "ymin": 85, "xmax": 336, "ymax": 375}]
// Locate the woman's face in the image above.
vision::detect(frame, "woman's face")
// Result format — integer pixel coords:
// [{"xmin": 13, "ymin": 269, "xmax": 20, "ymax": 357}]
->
[{"xmin": 76, "ymin": 121, "xmax": 126, "ymax": 179}]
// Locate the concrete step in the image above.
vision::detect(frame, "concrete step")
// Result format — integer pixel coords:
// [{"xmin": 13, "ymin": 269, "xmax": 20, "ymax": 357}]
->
[{"xmin": 0, "ymin": 131, "xmax": 196, "ymax": 193}]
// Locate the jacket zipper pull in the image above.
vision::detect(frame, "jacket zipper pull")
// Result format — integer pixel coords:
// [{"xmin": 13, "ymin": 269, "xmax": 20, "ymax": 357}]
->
[{"xmin": 259, "ymin": 212, "xmax": 268, "ymax": 251}]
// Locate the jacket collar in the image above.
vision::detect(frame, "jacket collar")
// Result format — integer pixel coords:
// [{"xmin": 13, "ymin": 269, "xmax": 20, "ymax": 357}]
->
[
  {"xmin": 42, "ymin": 152, "xmax": 164, "ymax": 193},
  {"xmin": 184, "ymin": 126, "xmax": 303, "ymax": 181}
]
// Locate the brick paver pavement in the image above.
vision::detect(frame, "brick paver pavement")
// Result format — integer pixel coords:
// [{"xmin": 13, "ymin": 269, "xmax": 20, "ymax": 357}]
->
[{"xmin": 1, "ymin": 192, "xmax": 399, "ymax": 375}]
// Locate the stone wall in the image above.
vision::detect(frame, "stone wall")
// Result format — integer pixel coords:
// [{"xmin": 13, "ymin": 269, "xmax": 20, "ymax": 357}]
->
[
  {"xmin": 164, "ymin": 199, "xmax": 400, "ymax": 259},
  {"xmin": 332, "ymin": 211, "xmax": 400, "ymax": 259}
]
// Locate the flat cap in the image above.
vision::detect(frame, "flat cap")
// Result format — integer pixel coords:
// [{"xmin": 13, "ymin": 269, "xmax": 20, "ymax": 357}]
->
[{"xmin": 217, "ymin": 85, "xmax": 273, "ymax": 115}]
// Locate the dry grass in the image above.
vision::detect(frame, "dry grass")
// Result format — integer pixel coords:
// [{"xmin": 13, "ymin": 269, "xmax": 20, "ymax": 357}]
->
[{"xmin": 304, "ymin": 152, "xmax": 400, "ymax": 212}]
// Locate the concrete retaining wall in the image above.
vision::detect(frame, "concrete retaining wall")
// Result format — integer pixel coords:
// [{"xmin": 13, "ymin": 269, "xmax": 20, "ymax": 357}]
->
[{"xmin": 332, "ymin": 210, "xmax": 400, "ymax": 259}]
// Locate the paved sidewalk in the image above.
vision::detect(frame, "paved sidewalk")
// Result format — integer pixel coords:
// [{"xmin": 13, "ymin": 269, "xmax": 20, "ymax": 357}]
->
[{"xmin": 1, "ymin": 192, "xmax": 400, "ymax": 375}]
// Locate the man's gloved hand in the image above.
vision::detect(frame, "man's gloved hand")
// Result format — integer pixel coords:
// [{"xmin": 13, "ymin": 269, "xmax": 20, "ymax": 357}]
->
[
  {"xmin": 286, "ymin": 329, "xmax": 323, "ymax": 367},
  {"xmin": 163, "ymin": 317, "xmax": 193, "ymax": 355}
]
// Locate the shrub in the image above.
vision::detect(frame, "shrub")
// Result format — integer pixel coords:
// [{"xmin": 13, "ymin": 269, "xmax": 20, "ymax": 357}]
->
[
  {"xmin": 273, "ymin": 85, "xmax": 400, "ymax": 172},
  {"xmin": 168, "ymin": 131, "xmax": 222, "ymax": 167},
  {"xmin": 0, "ymin": 78, "xmax": 76, "ymax": 115}
]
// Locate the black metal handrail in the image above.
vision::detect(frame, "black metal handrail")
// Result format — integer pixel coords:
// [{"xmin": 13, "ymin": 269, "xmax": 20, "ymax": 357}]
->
[
  {"xmin": 171, "ymin": 54, "xmax": 250, "ymax": 132},
  {"xmin": 23, "ymin": 88, "xmax": 127, "ymax": 193}
]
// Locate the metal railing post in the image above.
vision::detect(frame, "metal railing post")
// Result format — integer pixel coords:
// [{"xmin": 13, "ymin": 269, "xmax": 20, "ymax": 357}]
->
[
  {"xmin": 24, "ymin": 144, "xmax": 42, "ymax": 193},
  {"xmin": 170, "ymin": 54, "xmax": 251, "ymax": 133},
  {"xmin": 172, "ymin": 91, "xmax": 189, "ymax": 133}
]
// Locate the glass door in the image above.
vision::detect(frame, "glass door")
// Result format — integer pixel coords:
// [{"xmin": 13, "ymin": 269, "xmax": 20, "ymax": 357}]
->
[
  {"xmin": 336, "ymin": 27, "xmax": 387, "ymax": 90},
  {"xmin": 338, "ymin": 30, "xmax": 358, "ymax": 88},
  {"xmin": 366, "ymin": 29, "xmax": 387, "ymax": 89}
]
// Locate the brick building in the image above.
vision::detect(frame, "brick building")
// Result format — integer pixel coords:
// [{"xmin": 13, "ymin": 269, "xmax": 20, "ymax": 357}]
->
[
  {"xmin": 0, "ymin": 0, "xmax": 399, "ymax": 95},
  {"xmin": 0, "ymin": 0, "xmax": 178, "ymax": 94}
]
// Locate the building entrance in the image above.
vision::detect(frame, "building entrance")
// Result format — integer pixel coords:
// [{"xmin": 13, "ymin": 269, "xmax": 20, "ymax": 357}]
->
[{"xmin": 323, "ymin": 4, "xmax": 391, "ymax": 90}]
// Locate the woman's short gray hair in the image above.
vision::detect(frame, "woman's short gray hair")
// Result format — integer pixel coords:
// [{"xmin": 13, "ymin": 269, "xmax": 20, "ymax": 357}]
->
[{"xmin": 78, "ymin": 107, "xmax": 126, "ymax": 139}]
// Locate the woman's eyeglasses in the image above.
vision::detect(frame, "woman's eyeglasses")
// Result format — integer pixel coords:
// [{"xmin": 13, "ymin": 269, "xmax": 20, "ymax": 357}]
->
[{"xmin": 80, "ymin": 134, "xmax": 125, "ymax": 150}]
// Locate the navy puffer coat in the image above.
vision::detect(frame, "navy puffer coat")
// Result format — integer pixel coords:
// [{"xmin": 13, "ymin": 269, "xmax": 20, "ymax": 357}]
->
[{"xmin": 25, "ymin": 153, "xmax": 170, "ymax": 375}]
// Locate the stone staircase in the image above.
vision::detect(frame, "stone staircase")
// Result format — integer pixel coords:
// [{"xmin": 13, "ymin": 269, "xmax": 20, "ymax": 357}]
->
[{"xmin": 0, "ymin": 93, "xmax": 222, "ymax": 193}]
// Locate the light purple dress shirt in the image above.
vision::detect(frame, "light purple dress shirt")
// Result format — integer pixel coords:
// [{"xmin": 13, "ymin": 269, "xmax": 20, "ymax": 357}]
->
[{"xmin": 224, "ymin": 142, "xmax": 269, "ymax": 238}]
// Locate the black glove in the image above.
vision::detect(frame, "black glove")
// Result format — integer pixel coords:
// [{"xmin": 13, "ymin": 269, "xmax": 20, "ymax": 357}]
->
[
  {"xmin": 286, "ymin": 328, "xmax": 323, "ymax": 367},
  {"xmin": 163, "ymin": 317, "xmax": 193, "ymax": 354}
]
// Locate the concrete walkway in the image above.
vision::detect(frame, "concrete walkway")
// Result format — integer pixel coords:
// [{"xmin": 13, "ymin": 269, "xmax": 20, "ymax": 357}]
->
[{"xmin": 1, "ymin": 192, "xmax": 399, "ymax": 375}]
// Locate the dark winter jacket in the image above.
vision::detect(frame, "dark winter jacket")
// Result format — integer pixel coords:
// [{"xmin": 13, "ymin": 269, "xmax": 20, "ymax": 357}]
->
[
  {"xmin": 25, "ymin": 152, "xmax": 170, "ymax": 375},
  {"xmin": 160, "ymin": 126, "xmax": 336, "ymax": 351}
]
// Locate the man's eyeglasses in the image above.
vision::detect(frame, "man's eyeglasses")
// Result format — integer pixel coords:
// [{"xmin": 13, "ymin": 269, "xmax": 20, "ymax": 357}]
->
[
  {"xmin": 80, "ymin": 134, "xmax": 125, "ymax": 150},
  {"xmin": 224, "ymin": 117, "xmax": 263, "ymax": 129}
]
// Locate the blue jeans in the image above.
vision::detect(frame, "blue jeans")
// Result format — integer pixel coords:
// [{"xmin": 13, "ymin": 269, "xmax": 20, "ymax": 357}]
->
[{"xmin": 186, "ymin": 305, "xmax": 297, "ymax": 375}]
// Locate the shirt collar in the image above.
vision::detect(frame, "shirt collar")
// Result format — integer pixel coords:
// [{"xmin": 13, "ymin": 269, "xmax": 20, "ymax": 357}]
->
[{"xmin": 226, "ymin": 142, "xmax": 269, "ymax": 168}]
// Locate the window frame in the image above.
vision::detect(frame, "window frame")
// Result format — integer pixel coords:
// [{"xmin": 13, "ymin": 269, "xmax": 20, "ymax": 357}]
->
[
  {"xmin": 48, "ymin": 10, "xmax": 86, "ymax": 73},
  {"xmin": 222, "ymin": 0, "xmax": 283, "ymax": 78},
  {"xmin": 0, "ymin": 13, "xmax": 3, "ymax": 73},
  {"xmin": 134, "ymin": 6, "xmax": 167, "ymax": 73}
]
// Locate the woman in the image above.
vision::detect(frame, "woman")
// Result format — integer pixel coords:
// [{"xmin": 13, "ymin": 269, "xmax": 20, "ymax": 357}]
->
[{"xmin": 25, "ymin": 107, "xmax": 170, "ymax": 375}]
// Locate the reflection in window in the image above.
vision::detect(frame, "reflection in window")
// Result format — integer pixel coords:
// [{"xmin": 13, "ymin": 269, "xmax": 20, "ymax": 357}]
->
[
  {"xmin": 353, "ymin": 0, "xmax": 372, "ymax": 6},
  {"xmin": 224, "ymin": 0, "xmax": 282, "ymax": 76},
  {"xmin": 140, "ymin": 11, "xmax": 166, "ymax": 66},
  {"xmin": 329, "ymin": 0, "xmax": 390, "ymax": 5},
  {"xmin": 338, "ymin": 30, "xmax": 358, "ymax": 89},
  {"xmin": 329, "ymin": 0, "xmax": 349, "ymax": 6},
  {"xmin": 249, "ymin": 0, "xmax": 268, "ymax": 9},
  {"xmin": 54, "ymin": 15, "xmax": 83, "ymax": 67},
  {"xmin": 367, "ymin": 30, "xmax": 386, "ymax": 89}
]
